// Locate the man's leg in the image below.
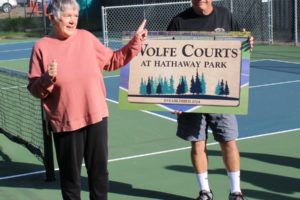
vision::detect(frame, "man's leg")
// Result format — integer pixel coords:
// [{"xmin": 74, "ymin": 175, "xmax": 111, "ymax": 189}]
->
[
  {"xmin": 219, "ymin": 140, "xmax": 240, "ymax": 172},
  {"xmin": 208, "ymin": 114, "xmax": 243, "ymax": 196},
  {"xmin": 176, "ymin": 113, "xmax": 212, "ymax": 198},
  {"xmin": 191, "ymin": 141, "xmax": 208, "ymax": 173},
  {"xmin": 192, "ymin": 140, "xmax": 214, "ymax": 200},
  {"xmin": 191, "ymin": 140, "xmax": 210, "ymax": 192},
  {"xmin": 219, "ymin": 140, "xmax": 242, "ymax": 193}
]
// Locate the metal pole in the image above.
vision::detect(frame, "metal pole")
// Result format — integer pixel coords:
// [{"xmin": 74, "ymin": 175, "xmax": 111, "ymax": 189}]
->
[
  {"xmin": 268, "ymin": 0, "xmax": 273, "ymax": 44},
  {"xmin": 143, "ymin": 0, "xmax": 146, "ymax": 19},
  {"xmin": 23, "ymin": 0, "xmax": 26, "ymax": 18},
  {"xmin": 101, "ymin": 6, "xmax": 108, "ymax": 47},
  {"xmin": 295, "ymin": 0, "xmax": 298, "ymax": 46},
  {"xmin": 42, "ymin": 0, "xmax": 47, "ymax": 35},
  {"xmin": 85, "ymin": 0, "xmax": 89, "ymax": 28},
  {"xmin": 42, "ymin": 106, "xmax": 55, "ymax": 181}
]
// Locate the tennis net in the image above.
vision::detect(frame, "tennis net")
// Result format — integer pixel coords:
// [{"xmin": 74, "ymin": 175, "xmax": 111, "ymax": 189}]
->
[{"xmin": 0, "ymin": 67, "xmax": 55, "ymax": 180}]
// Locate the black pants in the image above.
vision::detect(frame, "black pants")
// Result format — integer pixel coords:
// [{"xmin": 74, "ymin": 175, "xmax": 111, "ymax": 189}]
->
[{"xmin": 53, "ymin": 118, "xmax": 108, "ymax": 200}]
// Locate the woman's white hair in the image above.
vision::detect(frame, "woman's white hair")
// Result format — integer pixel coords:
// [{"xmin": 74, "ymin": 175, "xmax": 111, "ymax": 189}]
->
[{"xmin": 47, "ymin": 0, "xmax": 80, "ymax": 20}]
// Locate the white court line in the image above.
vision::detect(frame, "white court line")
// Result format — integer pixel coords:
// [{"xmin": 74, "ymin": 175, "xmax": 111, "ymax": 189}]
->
[
  {"xmin": 0, "ymin": 41, "xmax": 35, "ymax": 46},
  {"xmin": 252, "ymin": 59, "xmax": 300, "ymax": 65},
  {"xmin": 0, "ymin": 127, "xmax": 299, "ymax": 181},
  {"xmin": 109, "ymin": 128, "xmax": 300, "ymax": 162},
  {"xmin": 250, "ymin": 80, "xmax": 300, "ymax": 89},
  {"xmin": 103, "ymin": 75, "xmax": 120, "ymax": 79},
  {"xmin": 0, "ymin": 58, "xmax": 29, "ymax": 62},
  {"xmin": 0, "ymin": 48, "xmax": 31, "ymax": 53},
  {"xmin": 0, "ymin": 85, "xmax": 26, "ymax": 90},
  {"xmin": 0, "ymin": 170, "xmax": 47, "ymax": 180}
]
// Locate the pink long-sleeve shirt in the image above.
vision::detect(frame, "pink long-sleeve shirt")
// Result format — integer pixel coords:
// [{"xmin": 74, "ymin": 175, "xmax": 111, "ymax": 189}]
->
[{"xmin": 28, "ymin": 29, "xmax": 141, "ymax": 132}]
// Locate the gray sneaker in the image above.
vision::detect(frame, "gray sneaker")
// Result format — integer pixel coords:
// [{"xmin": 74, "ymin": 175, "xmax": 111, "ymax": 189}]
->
[
  {"xmin": 196, "ymin": 190, "xmax": 213, "ymax": 200},
  {"xmin": 228, "ymin": 192, "xmax": 244, "ymax": 200}
]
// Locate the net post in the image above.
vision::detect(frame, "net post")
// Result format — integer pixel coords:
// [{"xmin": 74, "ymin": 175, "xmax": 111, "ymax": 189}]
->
[{"xmin": 41, "ymin": 104, "xmax": 56, "ymax": 181}]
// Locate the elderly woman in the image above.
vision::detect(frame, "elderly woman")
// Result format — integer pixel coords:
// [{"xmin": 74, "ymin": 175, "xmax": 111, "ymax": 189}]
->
[{"xmin": 27, "ymin": 0, "xmax": 147, "ymax": 199}]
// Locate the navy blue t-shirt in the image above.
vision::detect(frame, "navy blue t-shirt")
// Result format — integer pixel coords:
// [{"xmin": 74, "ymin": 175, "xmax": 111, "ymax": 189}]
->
[{"xmin": 167, "ymin": 6, "xmax": 240, "ymax": 32}]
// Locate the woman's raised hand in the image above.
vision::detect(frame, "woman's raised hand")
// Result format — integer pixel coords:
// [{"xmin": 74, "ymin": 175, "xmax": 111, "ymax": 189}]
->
[{"xmin": 135, "ymin": 19, "xmax": 148, "ymax": 41}]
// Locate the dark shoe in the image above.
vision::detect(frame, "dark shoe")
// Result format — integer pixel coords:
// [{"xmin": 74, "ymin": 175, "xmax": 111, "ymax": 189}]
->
[
  {"xmin": 196, "ymin": 190, "xmax": 213, "ymax": 200},
  {"xmin": 229, "ymin": 192, "xmax": 244, "ymax": 200}
]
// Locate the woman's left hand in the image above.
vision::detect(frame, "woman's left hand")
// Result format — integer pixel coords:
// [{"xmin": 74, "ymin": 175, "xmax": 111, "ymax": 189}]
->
[
  {"xmin": 242, "ymin": 28, "xmax": 254, "ymax": 51},
  {"xmin": 249, "ymin": 35, "xmax": 254, "ymax": 51},
  {"xmin": 136, "ymin": 19, "xmax": 148, "ymax": 41}
]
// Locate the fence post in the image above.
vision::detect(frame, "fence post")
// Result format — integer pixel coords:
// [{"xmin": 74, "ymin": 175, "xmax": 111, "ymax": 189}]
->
[
  {"xmin": 42, "ymin": 0, "xmax": 47, "ymax": 35},
  {"xmin": 268, "ymin": 0, "xmax": 273, "ymax": 44},
  {"xmin": 295, "ymin": 0, "xmax": 298, "ymax": 46},
  {"xmin": 101, "ymin": 6, "xmax": 108, "ymax": 47}
]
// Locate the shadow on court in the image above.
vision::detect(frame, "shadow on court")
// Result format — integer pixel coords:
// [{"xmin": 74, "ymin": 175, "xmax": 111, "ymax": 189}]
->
[
  {"xmin": 108, "ymin": 181, "xmax": 193, "ymax": 200},
  {"xmin": 239, "ymin": 151, "xmax": 300, "ymax": 169},
  {"xmin": 243, "ymin": 189, "xmax": 300, "ymax": 200},
  {"xmin": 166, "ymin": 164, "xmax": 300, "ymax": 200},
  {"xmin": 167, "ymin": 150, "xmax": 300, "ymax": 171},
  {"xmin": 165, "ymin": 150, "xmax": 300, "ymax": 200},
  {"xmin": 0, "ymin": 148, "xmax": 11, "ymax": 162},
  {"xmin": 0, "ymin": 161, "xmax": 193, "ymax": 200}
]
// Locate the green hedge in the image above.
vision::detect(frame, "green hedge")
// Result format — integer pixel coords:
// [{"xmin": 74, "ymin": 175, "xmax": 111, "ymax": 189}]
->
[{"xmin": 0, "ymin": 17, "xmax": 46, "ymax": 37}]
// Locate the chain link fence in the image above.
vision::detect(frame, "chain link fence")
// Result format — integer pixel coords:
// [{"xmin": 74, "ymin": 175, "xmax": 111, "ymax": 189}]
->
[
  {"xmin": 102, "ymin": 0, "xmax": 300, "ymax": 49},
  {"xmin": 101, "ymin": 1, "xmax": 191, "ymax": 48},
  {"xmin": 1, "ymin": 0, "xmax": 299, "ymax": 45},
  {"xmin": 272, "ymin": 0, "xmax": 299, "ymax": 44}
]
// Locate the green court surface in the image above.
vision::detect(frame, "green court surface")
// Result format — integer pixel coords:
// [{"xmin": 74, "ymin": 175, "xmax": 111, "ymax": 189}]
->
[
  {"xmin": 0, "ymin": 103, "xmax": 299, "ymax": 199},
  {"xmin": 252, "ymin": 44, "xmax": 300, "ymax": 63}
]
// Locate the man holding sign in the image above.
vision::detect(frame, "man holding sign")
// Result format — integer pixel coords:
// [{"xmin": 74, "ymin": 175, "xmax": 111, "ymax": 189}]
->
[{"xmin": 167, "ymin": 0, "xmax": 253, "ymax": 200}]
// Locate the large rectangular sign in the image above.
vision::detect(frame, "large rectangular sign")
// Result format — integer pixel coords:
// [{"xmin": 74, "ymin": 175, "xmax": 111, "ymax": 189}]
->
[{"xmin": 119, "ymin": 31, "xmax": 251, "ymax": 114}]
